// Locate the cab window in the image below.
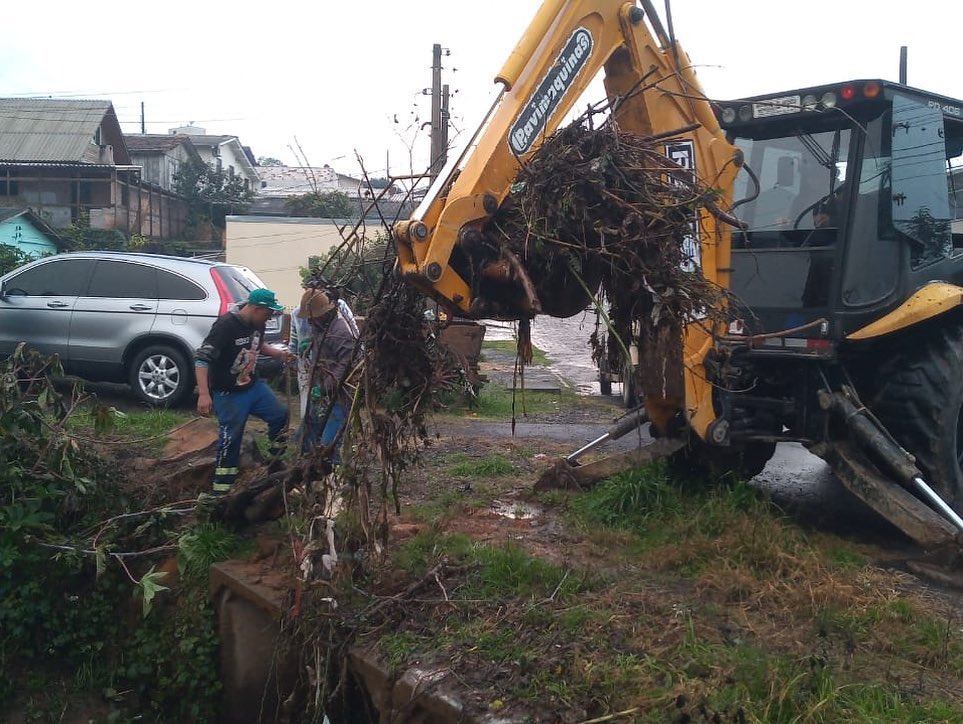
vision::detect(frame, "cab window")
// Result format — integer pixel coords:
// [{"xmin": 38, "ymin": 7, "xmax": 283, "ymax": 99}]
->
[
  {"xmin": 841, "ymin": 115, "xmax": 900, "ymax": 305},
  {"xmin": 890, "ymin": 94, "xmax": 954, "ymax": 269},
  {"xmin": 945, "ymin": 119, "xmax": 963, "ymax": 252},
  {"xmin": 731, "ymin": 128, "xmax": 851, "ymax": 248}
]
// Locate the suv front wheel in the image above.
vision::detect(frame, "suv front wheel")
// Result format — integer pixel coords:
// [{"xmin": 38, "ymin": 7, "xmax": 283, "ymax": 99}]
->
[{"xmin": 129, "ymin": 344, "xmax": 192, "ymax": 407}]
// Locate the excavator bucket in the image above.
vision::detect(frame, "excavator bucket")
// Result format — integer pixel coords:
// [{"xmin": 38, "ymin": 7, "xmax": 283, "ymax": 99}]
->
[{"xmin": 533, "ymin": 407, "xmax": 683, "ymax": 491}]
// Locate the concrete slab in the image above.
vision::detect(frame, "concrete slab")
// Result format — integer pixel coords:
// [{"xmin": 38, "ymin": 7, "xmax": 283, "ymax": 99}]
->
[{"xmin": 479, "ymin": 345, "xmax": 566, "ymax": 394}]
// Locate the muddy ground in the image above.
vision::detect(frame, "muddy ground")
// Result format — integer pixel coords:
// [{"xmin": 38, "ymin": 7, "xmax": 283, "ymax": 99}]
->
[
  {"xmin": 328, "ymin": 351, "xmax": 963, "ymax": 720},
  {"xmin": 80, "ymin": 355, "xmax": 963, "ymax": 722},
  {"xmin": 360, "ymin": 401, "xmax": 963, "ymax": 721}
]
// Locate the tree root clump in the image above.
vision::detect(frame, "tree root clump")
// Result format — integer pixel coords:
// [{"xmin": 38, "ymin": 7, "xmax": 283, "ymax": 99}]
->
[{"xmin": 480, "ymin": 120, "xmax": 736, "ymax": 397}]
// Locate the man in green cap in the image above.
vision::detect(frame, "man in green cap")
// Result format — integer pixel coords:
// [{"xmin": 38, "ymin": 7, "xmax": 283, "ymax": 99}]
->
[{"xmin": 195, "ymin": 288, "xmax": 294, "ymax": 495}]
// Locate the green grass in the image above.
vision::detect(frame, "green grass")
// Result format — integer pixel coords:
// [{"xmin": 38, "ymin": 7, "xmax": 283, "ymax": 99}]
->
[
  {"xmin": 371, "ymin": 443, "xmax": 963, "ymax": 720},
  {"xmin": 379, "ymin": 631, "xmax": 428, "ymax": 673},
  {"xmin": 714, "ymin": 653, "xmax": 961, "ymax": 722},
  {"xmin": 384, "ymin": 524, "xmax": 963, "ymax": 721},
  {"xmin": 624, "ymin": 615, "xmax": 963, "ymax": 722},
  {"xmin": 445, "ymin": 453, "xmax": 514, "ymax": 477},
  {"xmin": 67, "ymin": 406, "xmax": 191, "ymax": 452},
  {"xmin": 393, "ymin": 531, "xmax": 477, "ymax": 574},
  {"xmin": 574, "ymin": 461, "xmax": 687, "ymax": 530},
  {"xmin": 394, "ymin": 531, "xmax": 593, "ymax": 600},
  {"xmin": 569, "ymin": 461, "xmax": 760, "ymax": 546},
  {"xmin": 177, "ymin": 523, "xmax": 252, "ymax": 579},
  {"xmin": 406, "ymin": 490, "xmax": 471, "ymax": 524},
  {"xmin": 534, "ymin": 489, "xmax": 570, "ymax": 508},
  {"xmin": 456, "ymin": 619, "xmax": 523, "ymax": 661},
  {"xmin": 464, "ymin": 386, "xmax": 570, "ymax": 418},
  {"xmin": 826, "ymin": 547, "xmax": 867, "ymax": 569},
  {"xmin": 481, "ymin": 339, "xmax": 551, "ymax": 366},
  {"xmin": 468, "ymin": 543, "xmax": 591, "ymax": 599}
]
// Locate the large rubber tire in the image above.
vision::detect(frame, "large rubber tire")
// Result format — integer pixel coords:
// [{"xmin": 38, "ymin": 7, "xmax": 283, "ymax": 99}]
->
[
  {"xmin": 871, "ymin": 326, "xmax": 963, "ymax": 511},
  {"xmin": 128, "ymin": 344, "xmax": 192, "ymax": 408},
  {"xmin": 669, "ymin": 437, "xmax": 776, "ymax": 483}
]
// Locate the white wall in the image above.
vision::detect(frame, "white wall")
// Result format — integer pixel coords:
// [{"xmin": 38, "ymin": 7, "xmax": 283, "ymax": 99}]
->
[
  {"xmin": 219, "ymin": 142, "xmax": 258, "ymax": 189},
  {"xmin": 225, "ymin": 216, "xmax": 352, "ymax": 310}
]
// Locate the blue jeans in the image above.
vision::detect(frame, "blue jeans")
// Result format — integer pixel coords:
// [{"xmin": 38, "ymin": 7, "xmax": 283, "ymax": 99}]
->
[
  {"xmin": 298, "ymin": 402, "xmax": 347, "ymax": 464},
  {"xmin": 212, "ymin": 380, "xmax": 288, "ymax": 493}
]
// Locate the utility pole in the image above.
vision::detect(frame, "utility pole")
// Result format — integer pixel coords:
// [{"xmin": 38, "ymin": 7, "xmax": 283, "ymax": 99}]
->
[
  {"xmin": 429, "ymin": 44, "xmax": 451, "ymax": 181},
  {"xmin": 440, "ymin": 83, "xmax": 450, "ymax": 170},
  {"xmin": 141, "ymin": 102, "xmax": 146, "ymax": 134}
]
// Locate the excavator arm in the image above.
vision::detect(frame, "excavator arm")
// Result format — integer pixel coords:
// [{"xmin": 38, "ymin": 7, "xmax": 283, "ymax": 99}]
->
[{"xmin": 394, "ymin": 0, "xmax": 744, "ymax": 438}]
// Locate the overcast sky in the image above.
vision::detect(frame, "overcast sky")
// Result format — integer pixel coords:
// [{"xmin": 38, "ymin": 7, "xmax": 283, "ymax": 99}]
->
[{"xmin": 2, "ymin": 1, "xmax": 959, "ymax": 181}]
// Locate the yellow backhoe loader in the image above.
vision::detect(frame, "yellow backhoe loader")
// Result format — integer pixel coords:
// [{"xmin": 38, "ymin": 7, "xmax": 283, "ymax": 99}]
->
[{"xmin": 393, "ymin": 0, "xmax": 963, "ymax": 558}]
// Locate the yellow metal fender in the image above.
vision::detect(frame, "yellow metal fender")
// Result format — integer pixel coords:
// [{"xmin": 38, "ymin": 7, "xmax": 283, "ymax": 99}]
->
[{"xmin": 847, "ymin": 282, "xmax": 963, "ymax": 341}]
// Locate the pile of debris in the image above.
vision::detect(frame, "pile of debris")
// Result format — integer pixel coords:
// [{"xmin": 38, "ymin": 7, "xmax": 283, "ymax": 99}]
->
[{"xmin": 480, "ymin": 120, "xmax": 734, "ymax": 394}]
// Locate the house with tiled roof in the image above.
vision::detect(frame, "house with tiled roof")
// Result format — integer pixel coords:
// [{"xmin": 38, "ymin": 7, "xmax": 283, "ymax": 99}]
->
[
  {"xmin": 124, "ymin": 134, "xmax": 202, "ymax": 192},
  {"xmin": 0, "ymin": 98, "xmax": 188, "ymax": 239},
  {"xmin": 243, "ymin": 163, "xmax": 417, "ymax": 225},
  {"xmin": 168, "ymin": 125, "xmax": 259, "ymax": 192},
  {"xmin": 250, "ymin": 164, "xmax": 364, "ymax": 216}
]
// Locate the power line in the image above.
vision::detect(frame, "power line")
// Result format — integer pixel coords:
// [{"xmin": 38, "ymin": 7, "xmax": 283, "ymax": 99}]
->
[{"xmin": 2, "ymin": 87, "xmax": 198, "ymax": 98}]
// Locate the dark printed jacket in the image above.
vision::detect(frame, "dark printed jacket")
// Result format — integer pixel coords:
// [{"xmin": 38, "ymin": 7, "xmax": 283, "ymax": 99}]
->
[
  {"xmin": 305, "ymin": 314, "xmax": 359, "ymax": 406},
  {"xmin": 194, "ymin": 312, "xmax": 265, "ymax": 392}
]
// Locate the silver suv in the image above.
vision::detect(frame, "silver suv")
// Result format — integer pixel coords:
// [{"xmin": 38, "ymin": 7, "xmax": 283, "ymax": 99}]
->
[{"xmin": 0, "ymin": 251, "xmax": 282, "ymax": 406}]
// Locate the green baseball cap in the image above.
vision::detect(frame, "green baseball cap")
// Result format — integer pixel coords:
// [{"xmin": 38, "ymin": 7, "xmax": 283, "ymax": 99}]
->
[{"xmin": 247, "ymin": 288, "xmax": 284, "ymax": 312}]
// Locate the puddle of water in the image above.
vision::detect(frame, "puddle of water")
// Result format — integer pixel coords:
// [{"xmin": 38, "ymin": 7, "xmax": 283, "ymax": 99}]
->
[{"xmin": 490, "ymin": 499, "xmax": 542, "ymax": 520}]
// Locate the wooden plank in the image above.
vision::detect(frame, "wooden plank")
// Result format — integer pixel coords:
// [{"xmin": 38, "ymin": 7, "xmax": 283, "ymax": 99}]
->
[{"xmin": 535, "ymin": 438, "xmax": 684, "ymax": 491}]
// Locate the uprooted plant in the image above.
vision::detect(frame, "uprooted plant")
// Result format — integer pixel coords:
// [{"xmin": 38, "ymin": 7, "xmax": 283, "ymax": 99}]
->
[
  {"xmin": 263, "ymin": 173, "xmax": 490, "ymax": 719},
  {"xmin": 272, "ymin": 119, "xmax": 742, "ymax": 715},
  {"xmin": 474, "ymin": 118, "xmax": 737, "ymax": 396}
]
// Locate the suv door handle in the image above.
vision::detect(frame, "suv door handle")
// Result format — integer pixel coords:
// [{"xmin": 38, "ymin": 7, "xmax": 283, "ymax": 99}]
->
[
  {"xmin": 47, "ymin": 300, "xmax": 69, "ymax": 308},
  {"xmin": 129, "ymin": 303, "xmax": 153, "ymax": 311}
]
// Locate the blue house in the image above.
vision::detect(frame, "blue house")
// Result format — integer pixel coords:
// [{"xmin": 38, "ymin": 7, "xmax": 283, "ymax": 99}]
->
[{"xmin": 0, "ymin": 208, "xmax": 64, "ymax": 258}]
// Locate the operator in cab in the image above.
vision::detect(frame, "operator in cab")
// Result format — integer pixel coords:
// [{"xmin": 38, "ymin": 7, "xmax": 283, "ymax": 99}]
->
[{"xmin": 814, "ymin": 186, "xmax": 845, "ymax": 228}]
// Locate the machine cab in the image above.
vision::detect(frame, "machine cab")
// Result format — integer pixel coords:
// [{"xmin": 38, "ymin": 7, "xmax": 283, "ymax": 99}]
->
[{"xmin": 717, "ymin": 80, "xmax": 963, "ymax": 347}]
